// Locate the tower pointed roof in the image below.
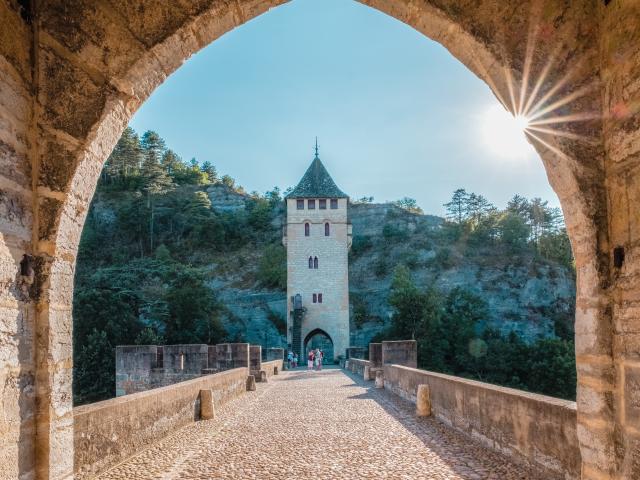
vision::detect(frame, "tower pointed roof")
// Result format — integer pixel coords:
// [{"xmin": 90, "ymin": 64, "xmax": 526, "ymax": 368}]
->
[{"xmin": 286, "ymin": 143, "xmax": 348, "ymax": 199}]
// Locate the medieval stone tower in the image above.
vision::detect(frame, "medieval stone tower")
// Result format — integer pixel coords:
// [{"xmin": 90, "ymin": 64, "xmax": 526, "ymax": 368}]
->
[{"xmin": 283, "ymin": 144, "xmax": 352, "ymax": 361}]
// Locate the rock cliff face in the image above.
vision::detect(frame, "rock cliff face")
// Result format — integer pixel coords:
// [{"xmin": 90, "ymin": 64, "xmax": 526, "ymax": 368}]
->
[{"xmin": 206, "ymin": 193, "xmax": 575, "ymax": 349}]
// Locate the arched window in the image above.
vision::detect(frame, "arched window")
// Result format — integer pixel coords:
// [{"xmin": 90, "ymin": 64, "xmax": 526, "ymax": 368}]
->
[
  {"xmin": 325, "ymin": 222, "xmax": 330, "ymax": 236},
  {"xmin": 314, "ymin": 256, "xmax": 318, "ymax": 269},
  {"xmin": 305, "ymin": 222, "xmax": 310, "ymax": 236},
  {"xmin": 308, "ymin": 256, "xmax": 313, "ymax": 269}
]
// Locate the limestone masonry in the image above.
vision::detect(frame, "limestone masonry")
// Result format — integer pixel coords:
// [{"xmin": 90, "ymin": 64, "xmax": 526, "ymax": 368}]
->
[{"xmin": 283, "ymin": 147, "xmax": 352, "ymax": 360}]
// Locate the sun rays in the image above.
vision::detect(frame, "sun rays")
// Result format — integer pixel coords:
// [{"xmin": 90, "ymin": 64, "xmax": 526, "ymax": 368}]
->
[{"xmin": 476, "ymin": 6, "xmax": 602, "ymax": 161}]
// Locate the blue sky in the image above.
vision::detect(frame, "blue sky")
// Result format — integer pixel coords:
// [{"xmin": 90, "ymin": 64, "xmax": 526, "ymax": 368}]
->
[{"xmin": 130, "ymin": 0, "xmax": 559, "ymax": 215}]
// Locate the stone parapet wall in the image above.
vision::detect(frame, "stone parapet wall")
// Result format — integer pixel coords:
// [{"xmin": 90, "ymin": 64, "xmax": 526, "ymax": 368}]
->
[
  {"xmin": 262, "ymin": 359, "xmax": 283, "ymax": 378},
  {"xmin": 381, "ymin": 340, "xmax": 417, "ymax": 368},
  {"xmin": 73, "ymin": 368, "xmax": 249, "ymax": 479},
  {"xmin": 382, "ymin": 364, "xmax": 580, "ymax": 480},
  {"xmin": 348, "ymin": 358, "xmax": 370, "ymax": 377}
]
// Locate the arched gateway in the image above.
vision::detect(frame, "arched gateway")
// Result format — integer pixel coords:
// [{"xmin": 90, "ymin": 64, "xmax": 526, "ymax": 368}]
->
[
  {"xmin": 0, "ymin": 1, "xmax": 638, "ymax": 478},
  {"xmin": 303, "ymin": 329, "xmax": 334, "ymax": 365}
]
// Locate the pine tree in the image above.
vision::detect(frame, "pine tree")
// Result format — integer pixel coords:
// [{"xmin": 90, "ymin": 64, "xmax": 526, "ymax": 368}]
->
[
  {"xmin": 444, "ymin": 188, "xmax": 469, "ymax": 223},
  {"xmin": 141, "ymin": 149, "xmax": 174, "ymax": 252},
  {"xmin": 201, "ymin": 161, "xmax": 218, "ymax": 183}
]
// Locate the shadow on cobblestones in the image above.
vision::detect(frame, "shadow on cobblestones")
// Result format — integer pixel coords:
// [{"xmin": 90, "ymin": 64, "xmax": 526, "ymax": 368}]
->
[{"xmin": 341, "ymin": 369, "xmax": 554, "ymax": 480}]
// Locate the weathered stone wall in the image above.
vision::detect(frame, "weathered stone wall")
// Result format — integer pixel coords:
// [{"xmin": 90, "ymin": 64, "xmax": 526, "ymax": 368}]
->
[
  {"xmin": 249, "ymin": 345, "xmax": 262, "ymax": 373},
  {"xmin": 381, "ymin": 364, "xmax": 580, "ymax": 480},
  {"xmin": 285, "ymin": 197, "xmax": 350, "ymax": 359},
  {"xmin": 73, "ymin": 368, "xmax": 248, "ymax": 479},
  {"xmin": 215, "ymin": 343, "xmax": 250, "ymax": 370},
  {"xmin": 261, "ymin": 359, "xmax": 283, "ymax": 378},
  {"xmin": 115, "ymin": 345, "xmax": 161, "ymax": 396},
  {"xmin": 381, "ymin": 340, "xmax": 417, "ymax": 368},
  {"xmin": 348, "ymin": 358, "xmax": 370, "ymax": 377},
  {"xmin": 1, "ymin": 0, "xmax": 639, "ymax": 478},
  {"xmin": 369, "ymin": 343, "xmax": 382, "ymax": 368},
  {"xmin": 0, "ymin": 2, "xmax": 36, "ymax": 478}
]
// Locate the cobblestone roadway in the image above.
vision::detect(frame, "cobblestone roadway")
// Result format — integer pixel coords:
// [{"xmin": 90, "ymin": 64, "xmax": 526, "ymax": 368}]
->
[{"xmin": 99, "ymin": 368, "xmax": 550, "ymax": 479}]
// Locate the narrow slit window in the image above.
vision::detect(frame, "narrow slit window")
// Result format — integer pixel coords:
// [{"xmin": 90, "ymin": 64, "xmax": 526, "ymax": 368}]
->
[
  {"xmin": 308, "ymin": 199, "xmax": 316, "ymax": 209},
  {"xmin": 318, "ymin": 293, "xmax": 323, "ymax": 303},
  {"xmin": 319, "ymin": 199, "xmax": 327, "ymax": 209},
  {"xmin": 308, "ymin": 256, "xmax": 313, "ymax": 269},
  {"xmin": 325, "ymin": 222, "xmax": 330, "ymax": 236},
  {"xmin": 305, "ymin": 223, "xmax": 310, "ymax": 236},
  {"xmin": 330, "ymin": 199, "xmax": 338, "ymax": 209},
  {"xmin": 314, "ymin": 256, "xmax": 318, "ymax": 269},
  {"xmin": 312, "ymin": 293, "xmax": 317, "ymax": 303},
  {"xmin": 297, "ymin": 199, "xmax": 304, "ymax": 210}
]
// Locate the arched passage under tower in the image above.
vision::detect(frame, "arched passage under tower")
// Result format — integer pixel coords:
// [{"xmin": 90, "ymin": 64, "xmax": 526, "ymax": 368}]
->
[{"xmin": 304, "ymin": 329, "xmax": 334, "ymax": 365}]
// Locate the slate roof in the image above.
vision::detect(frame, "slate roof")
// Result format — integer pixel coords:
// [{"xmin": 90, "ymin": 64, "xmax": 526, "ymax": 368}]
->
[{"xmin": 286, "ymin": 155, "xmax": 348, "ymax": 199}]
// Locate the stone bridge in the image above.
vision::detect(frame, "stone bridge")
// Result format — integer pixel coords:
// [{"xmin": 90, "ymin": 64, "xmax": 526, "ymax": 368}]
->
[
  {"xmin": 73, "ymin": 353, "xmax": 579, "ymax": 480},
  {"xmin": 2, "ymin": 0, "xmax": 640, "ymax": 478}
]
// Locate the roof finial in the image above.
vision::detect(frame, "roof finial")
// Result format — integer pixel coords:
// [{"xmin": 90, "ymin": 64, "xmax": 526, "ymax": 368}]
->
[{"xmin": 314, "ymin": 137, "xmax": 319, "ymax": 159}]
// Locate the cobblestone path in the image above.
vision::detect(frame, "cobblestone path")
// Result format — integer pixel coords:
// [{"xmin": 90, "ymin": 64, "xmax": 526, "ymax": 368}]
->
[{"xmin": 98, "ymin": 368, "xmax": 549, "ymax": 479}]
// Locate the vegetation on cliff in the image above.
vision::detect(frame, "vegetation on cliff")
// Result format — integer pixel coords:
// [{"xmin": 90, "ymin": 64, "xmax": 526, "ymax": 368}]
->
[{"xmin": 74, "ymin": 128, "xmax": 576, "ymax": 404}]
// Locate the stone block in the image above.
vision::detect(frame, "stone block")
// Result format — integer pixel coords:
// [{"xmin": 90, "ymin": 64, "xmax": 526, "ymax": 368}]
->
[
  {"xmin": 375, "ymin": 369, "xmax": 384, "ymax": 389},
  {"xmin": 199, "ymin": 389, "xmax": 214, "ymax": 420},
  {"xmin": 416, "ymin": 384, "xmax": 431, "ymax": 417},
  {"xmin": 364, "ymin": 365, "xmax": 370, "ymax": 381},
  {"xmin": 163, "ymin": 344, "xmax": 208, "ymax": 374},
  {"xmin": 382, "ymin": 340, "xmax": 417, "ymax": 368},
  {"xmin": 215, "ymin": 343, "xmax": 250, "ymax": 370},
  {"xmin": 246, "ymin": 375, "xmax": 256, "ymax": 391},
  {"xmin": 369, "ymin": 343, "xmax": 382, "ymax": 368},
  {"xmin": 249, "ymin": 345, "xmax": 262, "ymax": 371}
]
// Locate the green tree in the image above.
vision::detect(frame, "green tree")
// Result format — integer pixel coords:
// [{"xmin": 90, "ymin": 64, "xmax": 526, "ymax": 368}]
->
[
  {"xmin": 73, "ymin": 329, "xmax": 115, "ymax": 405},
  {"xmin": 201, "ymin": 161, "xmax": 218, "ymax": 183},
  {"xmin": 257, "ymin": 244, "xmax": 286, "ymax": 290},
  {"xmin": 444, "ymin": 188, "xmax": 469, "ymax": 223},
  {"xmin": 498, "ymin": 211, "xmax": 531, "ymax": 251}
]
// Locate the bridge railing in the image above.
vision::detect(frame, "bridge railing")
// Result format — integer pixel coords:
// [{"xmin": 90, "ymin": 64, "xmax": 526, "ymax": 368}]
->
[
  {"xmin": 344, "ymin": 342, "xmax": 580, "ymax": 480},
  {"xmin": 74, "ymin": 367, "xmax": 248, "ymax": 479}
]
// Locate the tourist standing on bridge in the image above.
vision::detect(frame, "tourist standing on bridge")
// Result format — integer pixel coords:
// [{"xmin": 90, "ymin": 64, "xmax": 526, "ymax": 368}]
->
[
  {"xmin": 287, "ymin": 351, "xmax": 293, "ymax": 369},
  {"xmin": 308, "ymin": 350, "xmax": 314, "ymax": 370},
  {"xmin": 293, "ymin": 353, "xmax": 298, "ymax": 368}
]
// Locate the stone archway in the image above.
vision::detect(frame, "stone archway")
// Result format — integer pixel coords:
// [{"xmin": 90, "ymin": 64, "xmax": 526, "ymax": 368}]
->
[
  {"xmin": 0, "ymin": 1, "xmax": 638, "ymax": 478},
  {"xmin": 303, "ymin": 328, "xmax": 334, "ymax": 365}
]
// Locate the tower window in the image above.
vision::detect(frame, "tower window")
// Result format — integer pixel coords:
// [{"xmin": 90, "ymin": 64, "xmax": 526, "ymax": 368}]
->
[
  {"xmin": 318, "ymin": 293, "xmax": 323, "ymax": 303},
  {"xmin": 325, "ymin": 222, "xmax": 330, "ymax": 236},
  {"xmin": 314, "ymin": 256, "xmax": 318, "ymax": 269},
  {"xmin": 319, "ymin": 199, "xmax": 327, "ymax": 209},
  {"xmin": 297, "ymin": 199, "xmax": 304, "ymax": 210},
  {"xmin": 312, "ymin": 293, "xmax": 317, "ymax": 303},
  {"xmin": 308, "ymin": 199, "xmax": 316, "ymax": 209},
  {"xmin": 308, "ymin": 256, "xmax": 313, "ymax": 269},
  {"xmin": 305, "ymin": 223, "xmax": 310, "ymax": 236},
  {"xmin": 330, "ymin": 199, "xmax": 338, "ymax": 209}
]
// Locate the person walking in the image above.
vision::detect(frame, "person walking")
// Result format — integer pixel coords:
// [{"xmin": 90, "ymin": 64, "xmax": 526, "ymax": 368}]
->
[
  {"xmin": 287, "ymin": 351, "xmax": 293, "ymax": 369},
  {"xmin": 318, "ymin": 349, "xmax": 324, "ymax": 370},
  {"xmin": 314, "ymin": 348, "xmax": 321, "ymax": 371},
  {"xmin": 293, "ymin": 353, "xmax": 298, "ymax": 368},
  {"xmin": 307, "ymin": 350, "xmax": 314, "ymax": 371}
]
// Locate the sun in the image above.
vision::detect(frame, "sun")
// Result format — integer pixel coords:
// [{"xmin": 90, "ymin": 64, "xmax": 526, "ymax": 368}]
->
[{"xmin": 480, "ymin": 105, "xmax": 534, "ymax": 159}]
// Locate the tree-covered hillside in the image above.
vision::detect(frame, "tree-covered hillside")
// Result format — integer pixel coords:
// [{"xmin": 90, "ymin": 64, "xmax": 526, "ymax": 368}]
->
[{"xmin": 73, "ymin": 128, "xmax": 576, "ymax": 405}]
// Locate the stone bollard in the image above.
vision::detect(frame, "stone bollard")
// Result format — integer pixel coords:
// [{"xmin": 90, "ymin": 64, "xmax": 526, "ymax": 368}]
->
[
  {"xmin": 247, "ymin": 374, "xmax": 256, "ymax": 391},
  {"xmin": 375, "ymin": 369, "xmax": 384, "ymax": 389},
  {"xmin": 364, "ymin": 365, "xmax": 370, "ymax": 381},
  {"xmin": 258, "ymin": 370, "xmax": 268, "ymax": 383},
  {"xmin": 274, "ymin": 366, "xmax": 279, "ymax": 375},
  {"xmin": 416, "ymin": 384, "xmax": 431, "ymax": 417},
  {"xmin": 199, "ymin": 389, "xmax": 215, "ymax": 420}
]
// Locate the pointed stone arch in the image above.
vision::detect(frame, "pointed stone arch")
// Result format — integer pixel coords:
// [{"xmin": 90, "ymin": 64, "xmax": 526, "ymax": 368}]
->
[{"xmin": 1, "ymin": 1, "xmax": 638, "ymax": 478}]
